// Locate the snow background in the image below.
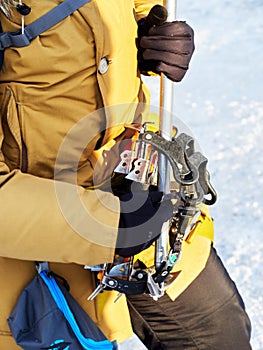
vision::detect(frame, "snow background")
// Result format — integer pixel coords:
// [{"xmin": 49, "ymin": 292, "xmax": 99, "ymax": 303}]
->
[{"xmin": 120, "ymin": 0, "xmax": 263, "ymax": 349}]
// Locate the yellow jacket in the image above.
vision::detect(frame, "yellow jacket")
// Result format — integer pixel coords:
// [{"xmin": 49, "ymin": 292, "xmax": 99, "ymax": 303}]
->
[{"xmin": 0, "ymin": 0, "xmax": 213, "ymax": 347}]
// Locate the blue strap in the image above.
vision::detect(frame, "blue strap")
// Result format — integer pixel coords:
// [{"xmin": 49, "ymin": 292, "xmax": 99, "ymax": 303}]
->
[
  {"xmin": 40, "ymin": 269, "xmax": 116, "ymax": 350},
  {"xmin": 0, "ymin": 0, "xmax": 91, "ymax": 49}
]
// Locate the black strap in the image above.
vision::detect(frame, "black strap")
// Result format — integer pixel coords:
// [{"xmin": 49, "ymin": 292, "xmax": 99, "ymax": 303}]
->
[{"xmin": 103, "ymin": 275, "xmax": 148, "ymax": 295}]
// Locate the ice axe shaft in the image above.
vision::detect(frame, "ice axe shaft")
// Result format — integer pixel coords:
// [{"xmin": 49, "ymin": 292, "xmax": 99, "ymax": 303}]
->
[{"xmin": 156, "ymin": 0, "xmax": 177, "ymax": 269}]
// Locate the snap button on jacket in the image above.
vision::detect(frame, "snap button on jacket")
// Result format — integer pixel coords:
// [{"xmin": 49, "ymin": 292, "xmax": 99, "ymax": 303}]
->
[{"xmin": 98, "ymin": 57, "xmax": 109, "ymax": 74}]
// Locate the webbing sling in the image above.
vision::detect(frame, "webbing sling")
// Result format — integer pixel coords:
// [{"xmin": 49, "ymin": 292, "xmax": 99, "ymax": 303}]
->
[{"xmin": 0, "ymin": 0, "xmax": 91, "ymax": 49}]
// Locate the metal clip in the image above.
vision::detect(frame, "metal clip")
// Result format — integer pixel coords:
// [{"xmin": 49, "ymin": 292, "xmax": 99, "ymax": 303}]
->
[
  {"xmin": 147, "ymin": 273, "xmax": 164, "ymax": 301},
  {"xmin": 107, "ymin": 262, "xmax": 132, "ymax": 278},
  {"xmin": 125, "ymin": 158, "xmax": 150, "ymax": 183},
  {"xmin": 35, "ymin": 261, "xmax": 49, "ymax": 274},
  {"xmin": 84, "ymin": 263, "xmax": 106, "ymax": 271},
  {"xmin": 87, "ymin": 283, "xmax": 106, "ymax": 300},
  {"xmin": 114, "ymin": 150, "xmax": 135, "ymax": 174}
]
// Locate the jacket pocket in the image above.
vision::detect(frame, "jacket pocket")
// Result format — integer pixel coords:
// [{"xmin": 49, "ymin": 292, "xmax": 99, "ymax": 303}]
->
[{"xmin": 0, "ymin": 87, "xmax": 24, "ymax": 171}]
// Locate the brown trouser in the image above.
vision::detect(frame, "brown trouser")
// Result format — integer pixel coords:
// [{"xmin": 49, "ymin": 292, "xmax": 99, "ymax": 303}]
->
[{"xmin": 127, "ymin": 247, "xmax": 252, "ymax": 350}]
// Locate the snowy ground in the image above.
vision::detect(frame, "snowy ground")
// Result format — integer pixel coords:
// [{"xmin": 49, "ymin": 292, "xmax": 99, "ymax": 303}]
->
[{"xmin": 121, "ymin": 0, "xmax": 263, "ymax": 349}]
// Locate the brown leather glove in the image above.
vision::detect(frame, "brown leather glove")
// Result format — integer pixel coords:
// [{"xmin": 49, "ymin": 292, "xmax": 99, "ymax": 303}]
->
[{"xmin": 137, "ymin": 19, "xmax": 195, "ymax": 82}]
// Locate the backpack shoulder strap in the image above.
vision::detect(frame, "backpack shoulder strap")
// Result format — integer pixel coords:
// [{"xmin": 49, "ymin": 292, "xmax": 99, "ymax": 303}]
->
[{"xmin": 0, "ymin": 0, "xmax": 91, "ymax": 49}]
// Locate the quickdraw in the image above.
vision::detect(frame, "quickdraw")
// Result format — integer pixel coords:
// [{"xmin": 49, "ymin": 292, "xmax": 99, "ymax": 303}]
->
[{"xmin": 87, "ymin": 124, "xmax": 217, "ymax": 300}]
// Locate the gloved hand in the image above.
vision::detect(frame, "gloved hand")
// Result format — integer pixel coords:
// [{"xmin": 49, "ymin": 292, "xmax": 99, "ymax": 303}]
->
[
  {"xmin": 116, "ymin": 187, "xmax": 174, "ymax": 257},
  {"xmin": 137, "ymin": 17, "xmax": 195, "ymax": 82}
]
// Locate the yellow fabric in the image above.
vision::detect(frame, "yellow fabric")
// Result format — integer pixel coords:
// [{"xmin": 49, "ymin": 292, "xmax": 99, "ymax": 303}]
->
[
  {"xmin": 0, "ymin": 1, "xmax": 167, "ymax": 346},
  {"xmin": 134, "ymin": 0, "xmax": 164, "ymax": 20},
  {"xmin": 0, "ymin": 0, "xmax": 214, "ymax": 347},
  {"xmin": 167, "ymin": 212, "xmax": 213, "ymax": 300},
  {"xmin": 0, "ymin": 170, "xmax": 119, "ymax": 264},
  {"xmin": 193, "ymin": 205, "xmax": 214, "ymax": 242},
  {"xmin": 136, "ymin": 209, "xmax": 214, "ymax": 300},
  {"xmin": 95, "ymin": 291, "xmax": 133, "ymax": 343}
]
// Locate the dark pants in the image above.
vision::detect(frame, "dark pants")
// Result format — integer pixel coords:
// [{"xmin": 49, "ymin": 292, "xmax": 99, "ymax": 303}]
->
[{"xmin": 127, "ymin": 247, "xmax": 252, "ymax": 350}]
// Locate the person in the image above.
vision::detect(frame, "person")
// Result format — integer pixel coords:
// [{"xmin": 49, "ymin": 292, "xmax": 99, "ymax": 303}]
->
[{"xmin": 0, "ymin": 0, "xmax": 251, "ymax": 349}]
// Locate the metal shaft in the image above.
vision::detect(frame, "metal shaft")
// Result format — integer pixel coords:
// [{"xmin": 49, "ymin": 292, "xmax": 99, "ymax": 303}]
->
[{"xmin": 155, "ymin": 0, "xmax": 177, "ymax": 269}]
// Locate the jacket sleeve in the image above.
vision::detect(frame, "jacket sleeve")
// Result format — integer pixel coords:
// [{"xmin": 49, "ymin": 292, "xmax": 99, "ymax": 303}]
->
[
  {"xmin": 0, "ymin": 168, "xmax": 120, "ymax": 266},
  {"xmin": 134, "ymin": 0, "xmax": 164, "ymax": 20}
]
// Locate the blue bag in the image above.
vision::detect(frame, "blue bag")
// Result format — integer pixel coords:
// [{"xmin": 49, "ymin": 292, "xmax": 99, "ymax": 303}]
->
[{"xmin": 8, "ymin": 263, "xmax": 117, "ymax": 350}]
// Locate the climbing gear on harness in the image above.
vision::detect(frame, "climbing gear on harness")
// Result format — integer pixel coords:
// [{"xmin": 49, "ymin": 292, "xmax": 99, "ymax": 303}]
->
[{"xmin": 87, "ymin": 123, "xmax": 217, "ymax": 300}]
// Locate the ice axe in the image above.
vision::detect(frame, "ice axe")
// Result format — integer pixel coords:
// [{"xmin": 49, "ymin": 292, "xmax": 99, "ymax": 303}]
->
[
  {"xmin": 138, "ymin": 2, "xmax": 180, "ymax": 296},
  {"xmin": 151, "ymin": 1, "xmax": 178, "ymax": 271},
  {"xmin": 138, "ymin": 1, "xmax": 178, "ymax": 288}
]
